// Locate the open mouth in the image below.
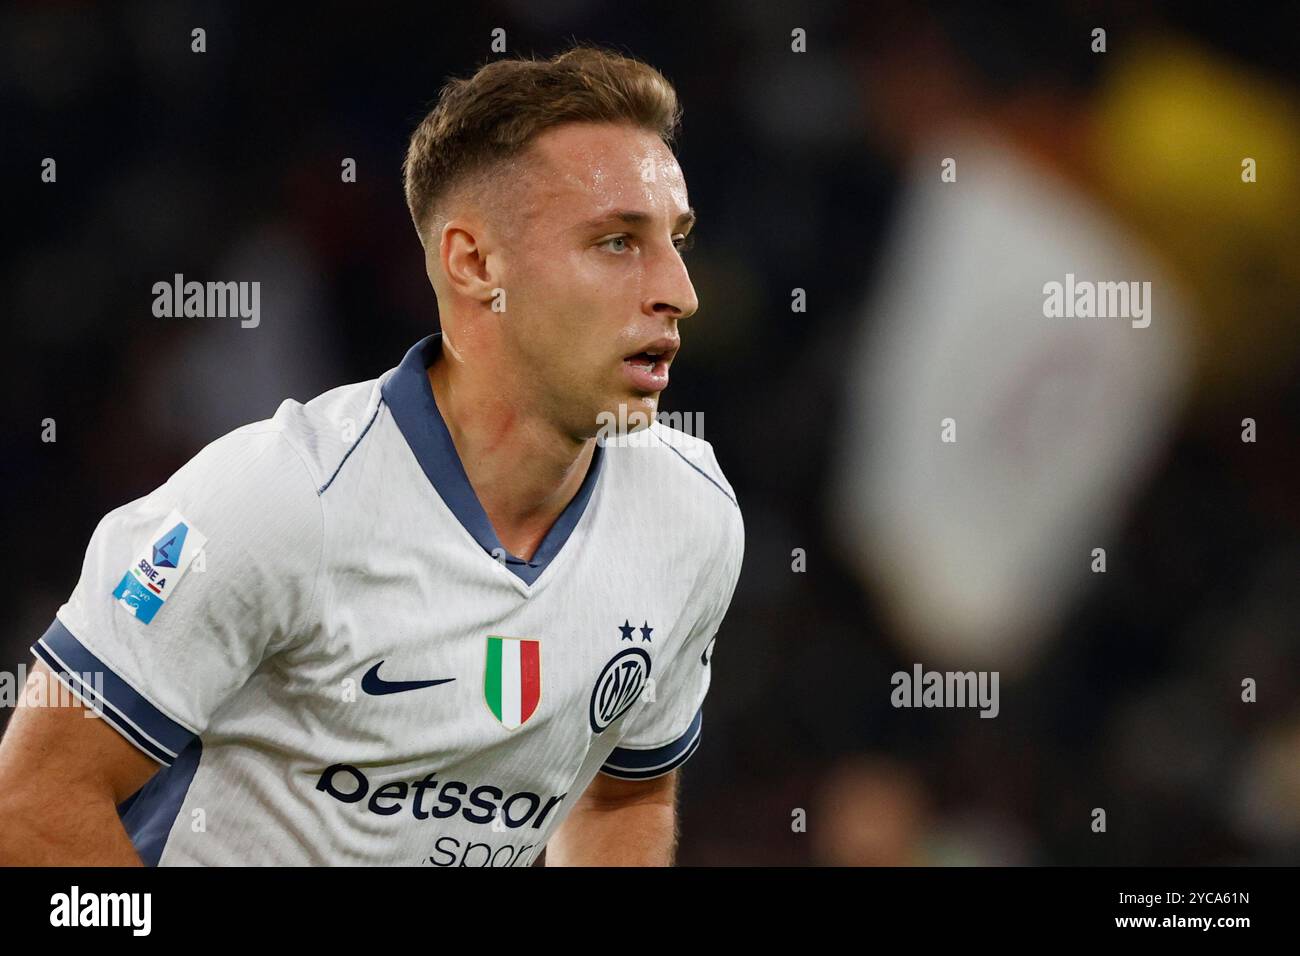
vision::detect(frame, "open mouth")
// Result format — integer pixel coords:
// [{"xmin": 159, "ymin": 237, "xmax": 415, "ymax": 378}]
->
[
  {"xmin": 624, "ymin": 350, "xmax": 663, "ymax": 371},
  {"xmin": 621, "ymin": 338, "xmax": 679, "ymax": 392},
  {"xmin": 622, "ymin": 336, "xmax": 679, "ymax": 367}
]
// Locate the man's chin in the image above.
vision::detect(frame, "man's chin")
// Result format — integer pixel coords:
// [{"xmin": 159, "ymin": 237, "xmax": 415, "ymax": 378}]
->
[{"xmin": 593, "ymin": 397, "xmax": 659, "ymax": 440}]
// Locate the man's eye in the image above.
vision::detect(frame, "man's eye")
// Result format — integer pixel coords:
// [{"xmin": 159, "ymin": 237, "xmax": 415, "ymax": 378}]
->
[
  {"xmin": 674, "ymin": 234, "xmax": 696, "ymax": 253},
  {"xmin": 601, "ymin": 236, "xmax": 632, "ymax": 253}
]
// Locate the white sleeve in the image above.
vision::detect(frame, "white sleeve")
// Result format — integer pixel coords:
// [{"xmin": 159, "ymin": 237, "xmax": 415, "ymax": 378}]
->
[
  {"xmin": 32, "ymin": 425, "xmax": 323, "ymax": 766},
  {"xmin": 600, "ymin": 502, "xmax": 744, "ymax": 780}
]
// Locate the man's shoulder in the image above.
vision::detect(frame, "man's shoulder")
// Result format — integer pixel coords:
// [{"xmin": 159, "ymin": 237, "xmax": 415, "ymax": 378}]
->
[
  {"xmin": 162, "ymin": 376, "xmax": 385, "ymax": 548},
  {"xmin": 619, "ymin": 421, "xmax": 744, "ymax": 606},
  {"xmin": 603, "ymin": 420, "xmax": 742, "ymax": 545},
  {"xmin": 647, "ymin": 420, "xmax": 738, "ymax": 507},
  {"xmin": 269, "ymin": 377, "xmax": 388, "ymax": 490}
]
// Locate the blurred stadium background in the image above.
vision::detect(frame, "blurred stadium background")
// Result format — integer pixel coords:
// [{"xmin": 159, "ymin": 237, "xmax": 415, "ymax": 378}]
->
[{"xmin": 2, "ymin": 1, "xmax": 1296, "ymax": 865}]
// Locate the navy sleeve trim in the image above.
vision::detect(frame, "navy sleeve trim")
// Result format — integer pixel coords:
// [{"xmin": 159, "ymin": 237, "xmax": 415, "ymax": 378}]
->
[
  {"xmin": 600, "ymin": 707, "xmax": 703, "ymax": 780},
  {"xmin": 32, "ymin": 619, "xmax": 198, "ymax": 766}
]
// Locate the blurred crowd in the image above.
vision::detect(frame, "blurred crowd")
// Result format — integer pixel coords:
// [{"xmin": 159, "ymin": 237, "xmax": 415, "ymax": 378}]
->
[{"xmin": 2, "ymin": 1, "xmax": 1296, "ymax": 865}]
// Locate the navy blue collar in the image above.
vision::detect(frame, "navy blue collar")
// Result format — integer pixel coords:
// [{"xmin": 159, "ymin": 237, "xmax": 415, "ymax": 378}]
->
[{"xmin": 380, "ymin": 334, "xmax": 604, "ymax": 585}]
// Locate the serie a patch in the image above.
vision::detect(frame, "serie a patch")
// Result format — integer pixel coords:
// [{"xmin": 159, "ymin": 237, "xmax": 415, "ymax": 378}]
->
[{"xmin": 111, "ymin": 510, "xmax": 208, "ymax": 624}]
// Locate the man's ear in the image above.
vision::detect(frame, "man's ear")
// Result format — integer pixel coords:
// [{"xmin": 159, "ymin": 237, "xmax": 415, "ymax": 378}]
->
[{"xmin": 438, "ymin": 217, "xmax": 501, "ymax": 304}]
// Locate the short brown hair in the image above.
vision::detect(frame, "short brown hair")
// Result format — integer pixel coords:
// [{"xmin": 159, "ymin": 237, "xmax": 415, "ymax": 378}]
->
[{"xmin": 402, "ymin": 46, "xmax": 682, "ymax": 244}]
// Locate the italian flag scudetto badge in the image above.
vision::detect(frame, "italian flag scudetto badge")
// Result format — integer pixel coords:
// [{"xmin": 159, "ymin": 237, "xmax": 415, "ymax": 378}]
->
[{"xmin": 484, "ymin": 636, "xmax": 542, "ymax": 730}]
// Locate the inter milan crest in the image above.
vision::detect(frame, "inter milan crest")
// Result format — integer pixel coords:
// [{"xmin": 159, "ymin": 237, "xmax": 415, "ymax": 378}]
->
[
  {"xmin": 589, "ymin": 625, "xmax": 653, "ymax": 734},
  {"xmin": 483, "ymin": 636, "xmax": 541, "ymax": 731}
]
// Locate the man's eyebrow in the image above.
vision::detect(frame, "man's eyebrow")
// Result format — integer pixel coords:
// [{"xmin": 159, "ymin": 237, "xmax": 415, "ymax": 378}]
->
[{"xmin": 580, "ymin": 208, "xmax": 697, "ymax": 231}]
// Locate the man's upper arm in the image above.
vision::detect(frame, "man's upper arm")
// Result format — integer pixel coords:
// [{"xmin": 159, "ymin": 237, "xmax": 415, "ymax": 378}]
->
[
  {"xmin": 583, "ymin": 767, "xmax": 678, "ymax": 810},
  {"xmin": 29, "ymin": 426, "xmax": 323, "ymax": 766},
  {"xmin": 0, "ymin": 660, "xmax": 160, "ymax": 806}
]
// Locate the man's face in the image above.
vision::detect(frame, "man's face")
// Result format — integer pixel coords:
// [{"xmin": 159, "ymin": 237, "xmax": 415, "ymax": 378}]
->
[{"xmin": 491, "ymin": 122, "xmax": 698, "ymax": 441}]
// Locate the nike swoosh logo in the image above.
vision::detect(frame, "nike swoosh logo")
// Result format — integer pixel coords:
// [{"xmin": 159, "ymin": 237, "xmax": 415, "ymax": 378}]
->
[
  {"xmin": 362, "ymin": 661, "xmax": 456, "ymax": 696},
  {"xmin": 700, "ymin": 637, "xmax": 716, "ymax": 666}
]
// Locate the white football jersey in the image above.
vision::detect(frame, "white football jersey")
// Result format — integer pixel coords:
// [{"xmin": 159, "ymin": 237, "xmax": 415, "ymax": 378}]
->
[{"xmin": 33, "ymin": 335, "xmax": 744, "ymax": 866}]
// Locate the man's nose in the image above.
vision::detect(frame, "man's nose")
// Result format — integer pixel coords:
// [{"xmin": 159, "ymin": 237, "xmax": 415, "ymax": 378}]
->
[{"xmin": 644, "ymin": 245, "xmax": 699, "ymax": 320}]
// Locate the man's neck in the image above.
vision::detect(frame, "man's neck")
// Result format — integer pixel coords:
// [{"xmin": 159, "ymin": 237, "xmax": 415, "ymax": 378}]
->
[{"xmin": 426, "ymin": 350, "xmax": 596, "ymax": 563}]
